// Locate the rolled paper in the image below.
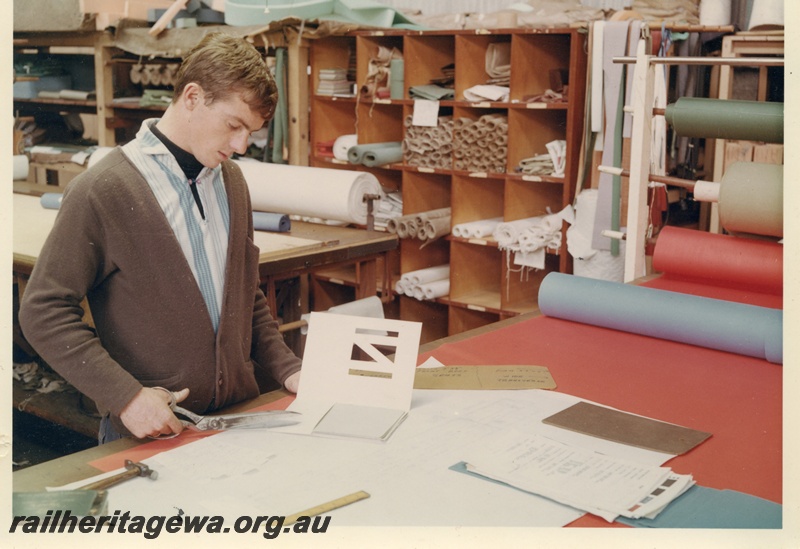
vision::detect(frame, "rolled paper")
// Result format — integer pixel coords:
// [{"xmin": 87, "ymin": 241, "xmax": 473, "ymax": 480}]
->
[
  {"xmin": 235, "ymin": 159, "xmax": 382, "ymax": 226},
  {"xmin": 13, "ymin": 155, "xmax": 29, "ymax": 180},
  {"xmin": 423, "ymin": 216, "xmax": 451, "ymax": 240},
  {"xmin": 692, "ymin": 180, "xmax": 720, "ymax": 203},
  {"xmin": 419, "ymin": 279, "xmax": 450, "ymax": 300},
  {"xmin": 252, "ymin": 211, "xmax": 291, "ymax": 232},
  {"xmin": 718, "ymin": 162, "xmax": 783, "ymax": 238},
  {"xmin": 404, "ymin": 264, "xmax": 450, "ymax": 286},
  {"xmin": 333, "ymin": 134, "xmax": 357, "ymax": 161},
  {"xmin": 453, "ymin": 217, "xmax": 503, "ymax": 238},
  {"xmin": 652, "ymin": 226, "xmax": 782, "ymax": 295},
  {"xmin": 538, "ymin": 272, "xmax": 782, "ymax": 364},
  {"xmin": 664, "ymin": 98, "xmax": 783, "ymax": 143},
  {"xmin": 40, "ymin": 192, "xmax": 63, "ymax": 210}
]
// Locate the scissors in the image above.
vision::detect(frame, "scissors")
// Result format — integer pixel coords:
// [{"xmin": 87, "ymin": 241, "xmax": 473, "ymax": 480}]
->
[{"xmin": 151, "ymin": 386, "xmax": 301, "ymax": 437}]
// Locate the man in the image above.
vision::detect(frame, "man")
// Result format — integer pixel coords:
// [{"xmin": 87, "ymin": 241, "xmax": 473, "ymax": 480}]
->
[{"xmin": 19, "ymin": 33, "xmax": 301, "ymax": 442}]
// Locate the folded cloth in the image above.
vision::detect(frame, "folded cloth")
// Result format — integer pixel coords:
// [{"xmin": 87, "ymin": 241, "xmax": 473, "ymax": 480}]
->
[{"xmin": 409, "ymin": 85, "xmax": 454, "ymax": 100}]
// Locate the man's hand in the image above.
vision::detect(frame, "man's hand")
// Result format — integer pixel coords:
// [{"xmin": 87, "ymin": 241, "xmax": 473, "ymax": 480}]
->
[
  {"xmin": 119, "ymin": 387, "xmax": 191, "ymax": 439},
  {"xmin": 284, "ymin": 371, "xmax": 301, "ymax": 393}
]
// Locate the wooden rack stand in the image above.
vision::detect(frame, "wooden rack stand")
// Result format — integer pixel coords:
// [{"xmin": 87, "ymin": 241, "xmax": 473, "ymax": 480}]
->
[{"xmin": 614, "ymin": 28, "xmax": 784, "ymax": 282}]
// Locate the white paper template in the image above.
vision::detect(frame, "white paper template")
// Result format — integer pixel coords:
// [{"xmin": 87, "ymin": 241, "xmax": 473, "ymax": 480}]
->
[{"xmin": 285, "ymin": 312, "xmax": 421, "ymax": 440}]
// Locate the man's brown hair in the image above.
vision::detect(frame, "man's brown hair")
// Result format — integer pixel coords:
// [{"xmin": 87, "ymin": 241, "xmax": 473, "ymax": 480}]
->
[{"xmin": 174, "ymin": 32, "xmax": 278, "ymax": 120}]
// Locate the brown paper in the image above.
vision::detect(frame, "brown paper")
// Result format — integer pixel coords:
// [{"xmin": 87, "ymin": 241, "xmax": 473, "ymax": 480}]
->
[
  {"xmin": 542, "ymin": 401, "xmax": 712, "ymax": 455},
  {"xmin": 414, "ymin": 365, "xmax": 556, "ymax": 390}
]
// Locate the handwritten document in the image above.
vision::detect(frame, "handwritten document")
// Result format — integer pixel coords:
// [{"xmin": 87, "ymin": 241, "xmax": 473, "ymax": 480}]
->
[{"xmin": 463, "ymin": 429, "xmax": 694, "ymax": 522}]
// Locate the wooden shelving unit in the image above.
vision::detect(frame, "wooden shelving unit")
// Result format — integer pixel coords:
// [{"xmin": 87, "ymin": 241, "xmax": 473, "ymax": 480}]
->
[{"xmin": 309, "ymin": 28, "xmax": 588, "ymax": 341}]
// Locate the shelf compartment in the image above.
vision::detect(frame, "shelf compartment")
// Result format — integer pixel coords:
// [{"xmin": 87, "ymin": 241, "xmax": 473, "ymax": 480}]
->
[
  {"xmin": 402, "ymin": 170, "xmax": 451, "ymax": 214},
  {"xmin": 311, "ymin": 35, "xmax": 355, "ymax": 96},
  {"xmin": 356, "ymin": 101, "xmax": 405, "ymax": 144},
  {"xmin": 451, "ymin": 173, "xmax": 504, "ymax": 226},
  {"xmin": 400, "ymin": 296, "xmax": 449, "ymax": 344},
  {"xmin": 448, "ymin": 303, "xmax": 501, "ymax": 335},
  {"xmin": 311, "ymin": 98, "xmax": 359, "ymax": 147},
  {"xmin": 500, "ymin": 250, "xmax": 558, "ymax": 312},
  {"xmin": 507, "ymin": 108, "xmax": 568, "ymax": 176},
  {"xmin": 504, "ymin": 177, "xmax": 564, "ymax": 221},
  {"xmin": 454, "ymin": 34, "xmax": 511, "ymax": 100},
  {"xmin": 355, "ymin": 35, "xmax": 404, "ymax": 97},
  {"xmin": 449, "ymin": 240, "xmax": 502, "ymax": 309},
  {"xmin": 403, "ymin": 35, "xmax": 455, "ymax": 98},
  {"xmin": 451, "ymin": 106, "xmax": 509, "ymax": 175},
  {"xmin": 510, "ymin": 33, "xmax": 572, "ymax": 102}
]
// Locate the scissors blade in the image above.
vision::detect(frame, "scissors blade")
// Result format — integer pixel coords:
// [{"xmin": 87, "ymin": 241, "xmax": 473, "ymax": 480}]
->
[{"xmin": 196, "ymin": 410, "xmax": 301, "ymax": 431}]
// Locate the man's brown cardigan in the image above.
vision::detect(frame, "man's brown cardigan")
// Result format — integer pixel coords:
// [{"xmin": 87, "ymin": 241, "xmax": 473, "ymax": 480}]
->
[{"xmin": 19, "ymin": 149, "xmax": 301, "ymax": 429}]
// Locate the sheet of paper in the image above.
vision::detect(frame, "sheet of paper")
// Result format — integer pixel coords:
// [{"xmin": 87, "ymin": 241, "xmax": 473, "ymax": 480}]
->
[
  {"xmin": 411, "ymin": 99, "xmax": 440, "ymax": 127},
  {"xmin": 462, "ymin": 428, "xmax": 694, "ymax": 522},
  {"xmin": 414, "ymin": 365, "xmax": 556, "ymax": 390},
  {"xmin": 543, "ymin": 401, "xmax": 712, "ymax": 455},
  {"xmin": 284, "ymin": 312, "xmax": 422, "ymax": 438}
]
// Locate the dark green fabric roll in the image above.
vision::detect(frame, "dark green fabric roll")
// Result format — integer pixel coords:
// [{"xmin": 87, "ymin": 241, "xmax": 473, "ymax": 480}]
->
[{"xmin": 665, "ymin": 98, "xmax": 783, "ymax": 143}]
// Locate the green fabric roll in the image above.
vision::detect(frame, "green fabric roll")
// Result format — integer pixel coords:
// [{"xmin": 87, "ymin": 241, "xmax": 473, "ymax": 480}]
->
[
  {"xmin": 665, "ymin": 98, "xmax": 783, "ymax": 143},
  {"xmin": 347, "ymin": 142, "xmax": 402, "ymax": 165}
]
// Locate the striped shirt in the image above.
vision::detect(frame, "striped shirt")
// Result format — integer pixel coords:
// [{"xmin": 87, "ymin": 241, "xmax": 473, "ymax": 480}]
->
[{"xmin": 122, "ymin": 119, "xmax": 229, "ymax": 332}]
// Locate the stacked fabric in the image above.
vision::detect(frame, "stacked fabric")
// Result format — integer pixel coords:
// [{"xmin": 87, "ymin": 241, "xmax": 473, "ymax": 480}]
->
[
  {"xmin": 386, "ymin": 207, "xmax": 451, "ymax": 244},
  {"xmin": 515, "ymin": 140, "xmax": 567, "ymax": 177},
  {"xmin": 452, "ymin": 114, "xmax": 508, "ymax": 173},
  {"xmin": 394, "ymin": 264, "xmax": 450, "ymax": 301},
  {"xmin": 403, "ymin": 115, "xmax": 454, "ymax": 169}
]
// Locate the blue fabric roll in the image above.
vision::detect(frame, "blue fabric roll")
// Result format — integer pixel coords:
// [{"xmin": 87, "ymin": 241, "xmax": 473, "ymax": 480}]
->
[
  {"xmin": 253, "ymin": 211, "xmax": 291, "ymax": 232},
  {"xmin": 40, "ymin": 193, "xmax": 63, "ymax": 210},
  {"xmin": 538, "ymin": 272, "xmax": 782, "ymax": 364}
]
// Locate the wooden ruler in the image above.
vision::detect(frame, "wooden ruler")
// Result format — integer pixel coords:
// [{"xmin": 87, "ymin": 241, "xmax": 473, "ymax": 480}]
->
[{"xmin": 285, "ymin": 490, "xmax": 370, "ymax": 524}]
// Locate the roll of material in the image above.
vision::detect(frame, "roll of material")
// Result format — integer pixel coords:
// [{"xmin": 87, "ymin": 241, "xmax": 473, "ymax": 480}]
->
[
  {"xmin": 747, "ymin": 0, "xmax": 783, "ymax": 30},
  {"xmin": 699, "ymin": 0, "xmax": 732, "ymax": 26},
  {"xmin": 390, "ymin": 58, "xmax": 404, "ymax": 100},
  {"xmin": 452, "ymin": 217, "xmax": 503, "ymax": 239},
  {"xmin": 665, "ymin": 98, "xmax": 784, "ymax": 143},
  {"xmin": 333, "ymin": 134, "xmax": 357, "ymax": 161},
  {"xmin": 718, "ymin": 162, "xmax": 783, "ymax": 238},
  {"xmin": 13, "ymin": 155, "xmax": 29, "ymax": 180},
  {"xmin": 40, "ymin": 192, "xmax": 63, "ymax": 210},
  {"xmin": 653, "ymin": 226, "xmax": 782, "ymax": 295},
  {"xmin": 347, "ymin": 142, "xmax": 403, "ymax": 166},
  {"xmin": 235, "ymin": 159, "xmax": 382, "ymax": 226},
  {"xmin": 252, "ymin": 211, "xmax": 291, "ymax": 232},
  {"xmin": 406, "ymin": 264, "xmax": 450, "ymax": 286},
  {"xmin": 538, "ymin": 272, "xmax": 783, "ymax": 364}
]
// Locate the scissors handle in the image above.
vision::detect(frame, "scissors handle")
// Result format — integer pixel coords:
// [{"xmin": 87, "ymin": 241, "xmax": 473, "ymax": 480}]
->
[{"xmin": 149, "ymin": 386, "xmax": 199, "ymax": 438}]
